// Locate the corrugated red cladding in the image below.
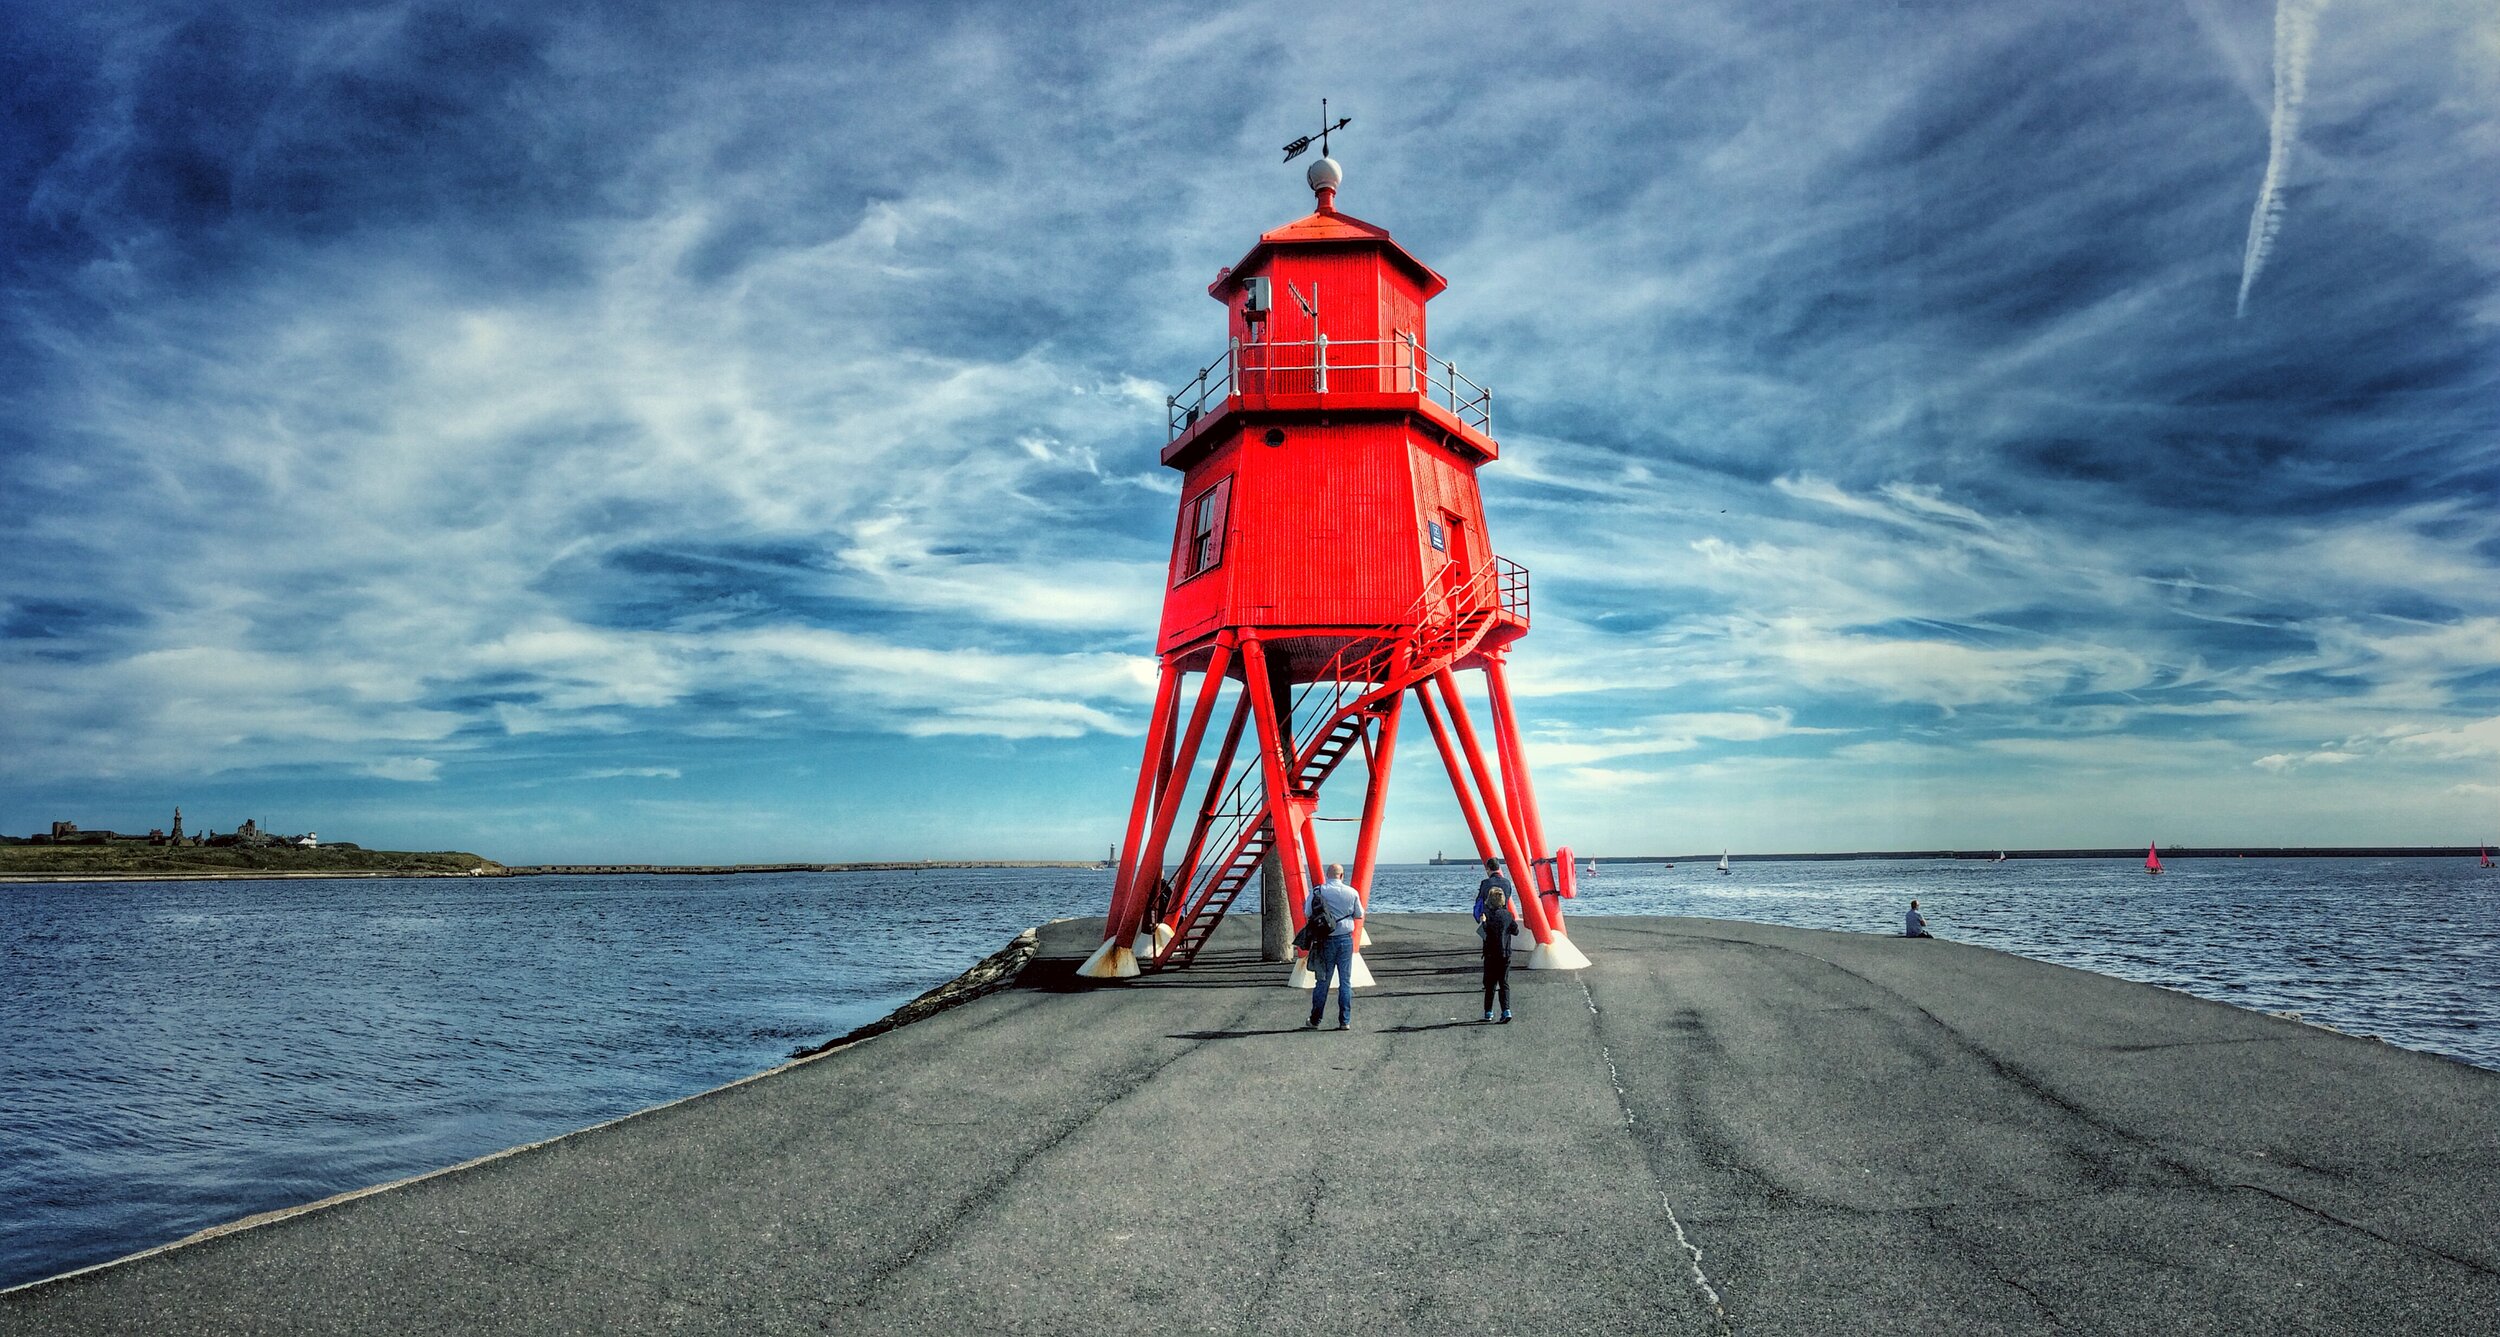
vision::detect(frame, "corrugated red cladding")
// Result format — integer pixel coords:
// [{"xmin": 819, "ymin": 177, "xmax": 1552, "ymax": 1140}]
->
[
  {"xmin": 1157, "ymin": 420, "xmax": 1489, "ymax": 660},
  {"xmin": 1228, "ymin": 245, "xmax": 1426, "ymax": 383}
]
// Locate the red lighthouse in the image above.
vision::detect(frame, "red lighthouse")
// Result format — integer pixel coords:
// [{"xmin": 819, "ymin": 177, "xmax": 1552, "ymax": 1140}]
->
[{"xmin": 1080, "ymin": 145, "xmax": 1590, "ymax": 980}]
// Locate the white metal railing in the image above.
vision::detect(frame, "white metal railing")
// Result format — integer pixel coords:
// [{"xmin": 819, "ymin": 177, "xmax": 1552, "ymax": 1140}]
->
[{"xmin": 1167, "ymin": 334, "xmax": 1492, "ymax": 440}]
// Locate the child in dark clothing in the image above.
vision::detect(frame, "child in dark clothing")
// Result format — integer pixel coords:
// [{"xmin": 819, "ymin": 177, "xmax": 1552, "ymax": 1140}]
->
[{"xmin": 1479, "ymin": 887, "xmax": 1519, "ymax": 1023}]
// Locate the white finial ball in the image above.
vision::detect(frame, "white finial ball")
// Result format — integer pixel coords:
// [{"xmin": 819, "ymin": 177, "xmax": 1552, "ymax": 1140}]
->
[{"xmin": 1306, "ymin": 155, "xmax": 1343, "ymax": 193}]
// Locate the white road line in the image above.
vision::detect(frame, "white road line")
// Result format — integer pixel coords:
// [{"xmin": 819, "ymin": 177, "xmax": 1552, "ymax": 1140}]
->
[{"xmin": 1581, "ymin": 974, "xmax": 1727, "ymax": 1320}]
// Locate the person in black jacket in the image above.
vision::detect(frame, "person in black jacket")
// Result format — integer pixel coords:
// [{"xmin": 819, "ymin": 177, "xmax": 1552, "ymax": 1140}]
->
[
  {"xmin": 1478, "ymin": 886, "xmax": 1519, "ymax": 1023},
  {"xmin": 1473, "ymin": 856, "xmax": 1513, "ymax": 920}
]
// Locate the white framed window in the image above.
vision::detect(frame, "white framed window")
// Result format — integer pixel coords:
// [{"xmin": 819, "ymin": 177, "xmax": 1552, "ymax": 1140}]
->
[{"xmin": 1177, "ymin": 476, "xmax": 1232, "ymax": 582}]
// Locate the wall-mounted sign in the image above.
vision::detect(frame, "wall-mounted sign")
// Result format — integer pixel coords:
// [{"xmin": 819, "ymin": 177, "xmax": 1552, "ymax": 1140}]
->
[{"xmin": 1427, "ymin": 520, "xmax": 1446, "ymax": 552}]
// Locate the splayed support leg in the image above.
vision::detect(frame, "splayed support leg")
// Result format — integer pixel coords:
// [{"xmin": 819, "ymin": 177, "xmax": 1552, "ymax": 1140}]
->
[
  {"xmin": 1413, "ymin": 684, "xmax": 1498, "ymax": 866},
  {"xmin": 1242, "ymin": 639, "xmax": 1315, "ymax": 979},
  {"xmin": 1255, "ymin": 647, "xmax": 1295, "ymax": 964},
  {"xmin": 1432, "ymin": 669, "xmax": 1565, "ymax": 957},
  {"xmin": 1347, "ymin": 698, "xmax": 1402, "ymax": 955},
  {"xmin": 1349, "ymin": 698, "xmax": 1402, "ymax": 897},
  {"xmin": 1484, "ymin": 652, "xmax": 1580, "ymax": 963},
  {"xmin": 1081, "ymin": 660, "xmax": 1183, "ymax": 979},
  {"xmin": 1299, "ymin": 805, "xmax": 1326, "ymax": 899},
  {"xmin": 1119, "ymin": 639, "xmax": 1236, "ymax": 962}
]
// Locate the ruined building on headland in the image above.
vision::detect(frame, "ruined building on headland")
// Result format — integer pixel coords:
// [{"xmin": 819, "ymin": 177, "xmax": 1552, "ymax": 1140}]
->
[{"xmin": 12, "ymin": 807, "xmax": 323, "ymax": 849}]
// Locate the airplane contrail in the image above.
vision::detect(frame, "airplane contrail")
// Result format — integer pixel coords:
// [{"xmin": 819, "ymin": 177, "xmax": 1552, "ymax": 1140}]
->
[{"xmin": 2237, "ymin": 0, "xmax": 2331, "ymax": 318}]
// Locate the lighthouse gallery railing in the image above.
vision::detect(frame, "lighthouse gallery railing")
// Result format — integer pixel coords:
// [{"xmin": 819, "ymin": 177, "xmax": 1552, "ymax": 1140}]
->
[{"xmin": 1167, "ymin": 334, "xmax": 1492, "ymax": 441}]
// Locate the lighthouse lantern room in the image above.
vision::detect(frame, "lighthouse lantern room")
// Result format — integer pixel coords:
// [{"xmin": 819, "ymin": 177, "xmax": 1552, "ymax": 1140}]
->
[{"xmin": 1082, "ymin": 137, "xmax": 1590, "ymax": 981}]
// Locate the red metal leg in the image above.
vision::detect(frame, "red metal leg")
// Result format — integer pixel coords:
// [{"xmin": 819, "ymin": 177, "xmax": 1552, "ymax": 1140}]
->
[
  {"xmin": 1105, "ymin": 661, "xmax": 1182, "ymax": 944},
  {"xmin": 1301, "ymin": 809, "xmax": 1323, "ymax": 890},
  {"xmin": 1482, "ymin": 668, "xmax": 1535, "ymax": 875},
  {"xmin": 1081, "ymin": 661, "xmax": 1184, "ymax": 977},
  {"xmin": 1109, "ymin": 640, "xmax": 1236, "ymax": 950},
  {"xmin": 1483, "ymin": 654, "xmax": 1564, "ymax": 932},
  {"xmin": 1483, "ymin": 654, "xmax": 1550, "ymax": 864},
  {"xmin": 1164, "ymin": 689, "xmax": 1251, "ymax": 930},
  {"xmin": 1433, "ymin": 668, "xmax": 1554, "ymax": 944},
  {"xmin": 1348, "ymin": 695, "xmax": 1403, "ymax": 904},
  {"xmin": 1240, "ymin": 638, "xmax": 1313, "ymax": 939},
  {"xmin": 1413, "ymin": 684, "xmax": 1497, "ymax": 865},
  {"xmin": 1153, "ymin": 673, "xmax": 1183, "ymax": 805}
]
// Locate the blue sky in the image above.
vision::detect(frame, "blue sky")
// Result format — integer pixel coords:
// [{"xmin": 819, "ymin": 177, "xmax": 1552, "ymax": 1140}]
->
[{"xmin": 3, "ymin": 0, "xmax": 2495, "ymax": 863}]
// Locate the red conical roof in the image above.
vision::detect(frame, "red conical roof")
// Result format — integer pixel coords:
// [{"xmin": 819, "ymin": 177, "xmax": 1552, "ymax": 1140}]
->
[{"xmin": 1210, "ymin": 204, "xmax": 1448, "ymax": 301}]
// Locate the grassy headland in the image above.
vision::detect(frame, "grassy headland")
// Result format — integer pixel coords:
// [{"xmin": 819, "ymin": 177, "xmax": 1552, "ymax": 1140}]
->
[{"xmin": 0, "ymin": 845, "xmax": 502, "ymax": 879}]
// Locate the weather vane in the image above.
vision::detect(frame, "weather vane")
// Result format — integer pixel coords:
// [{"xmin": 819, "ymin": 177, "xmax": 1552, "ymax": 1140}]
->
[{"xmin": 1281, "ymin": 98, "xmax": 1350, "ymax": 163}]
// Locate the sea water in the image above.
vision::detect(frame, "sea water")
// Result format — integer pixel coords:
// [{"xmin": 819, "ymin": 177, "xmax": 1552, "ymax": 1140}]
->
[{"xmin": 2, "ymin": 858, "xmax": 2494, "ymax": 1290}]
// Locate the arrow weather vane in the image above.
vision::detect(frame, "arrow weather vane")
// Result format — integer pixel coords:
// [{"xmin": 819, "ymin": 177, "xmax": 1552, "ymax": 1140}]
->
[{"xmin": 1282, "ymin": 98, "xmax": 1350, "ymax": 163}]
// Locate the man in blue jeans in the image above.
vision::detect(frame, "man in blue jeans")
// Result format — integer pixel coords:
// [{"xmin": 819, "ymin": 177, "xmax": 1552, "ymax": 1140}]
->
[{"xmin": 1303, "ymin": 863, "xmax": 1365, "ymax": 1031}]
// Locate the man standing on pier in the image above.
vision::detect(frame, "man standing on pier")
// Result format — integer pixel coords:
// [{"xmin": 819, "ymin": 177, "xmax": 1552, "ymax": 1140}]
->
[{"xmin": 1304, "ymin": 864, "xmax": 1365, "ymax": 1031}]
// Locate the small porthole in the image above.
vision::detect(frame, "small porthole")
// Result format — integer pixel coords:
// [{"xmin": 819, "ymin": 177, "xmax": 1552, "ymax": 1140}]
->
[{"xmin": 1263, "ymin": 428, "xmax": 1287, "ymax": 447}]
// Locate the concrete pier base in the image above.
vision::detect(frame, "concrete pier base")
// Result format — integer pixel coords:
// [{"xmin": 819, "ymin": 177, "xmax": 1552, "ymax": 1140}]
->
[{"xmin": 7, "ymin": 914, "xmax": 2496, "ymax": 1335}]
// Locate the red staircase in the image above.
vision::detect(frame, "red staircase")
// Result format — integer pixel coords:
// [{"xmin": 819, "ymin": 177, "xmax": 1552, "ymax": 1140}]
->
[{"xmin": 1147, "ymin": 577, "xmax": 1513, "ymax": 970}]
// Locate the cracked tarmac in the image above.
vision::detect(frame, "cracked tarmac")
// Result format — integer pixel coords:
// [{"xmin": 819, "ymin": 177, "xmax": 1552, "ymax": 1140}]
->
[{"xmin": 5, "ymin": 914, "xmax": 2496, "ymax": 1335}]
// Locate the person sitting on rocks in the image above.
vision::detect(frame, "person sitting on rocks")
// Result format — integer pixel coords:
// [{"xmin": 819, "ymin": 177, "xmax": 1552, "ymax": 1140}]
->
[{"xmin": 1904, "ymin": 899, "xmax": 1932, "ymax": 938}]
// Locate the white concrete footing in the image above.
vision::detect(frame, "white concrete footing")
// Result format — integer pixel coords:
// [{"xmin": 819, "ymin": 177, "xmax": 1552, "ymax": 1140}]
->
[
  {"xmin": 1288, "ymin": 947, "xmax": 1376, "ymax": 989},
  {"xmin": 1153, "ymin": 922, "xmax": 1176, "ymax": 952},
  {"xmin": 1075, "ymin": 939, "xmax": 1139, "ymax": 979},
  {"xmin": 1525, "ymin": 933, "xmax": 1592, "ymax": 970}
]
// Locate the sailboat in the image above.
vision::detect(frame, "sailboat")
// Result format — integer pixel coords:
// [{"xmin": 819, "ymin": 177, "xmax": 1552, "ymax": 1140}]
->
[
  {"xmin": 2481, "ymin": 845, "xmax": 2493, "ymax": 869},
  {"xmin": 1717, "ymin": 851, "xmax": 1731, "ymax": 875},
  {"xmin": 1993, "ymin": 850, "xmax": 2008, "ymax": 864},
  {"xmin": 2145, "ymin": 841, "xmax": 2164, "ymax": 876}
]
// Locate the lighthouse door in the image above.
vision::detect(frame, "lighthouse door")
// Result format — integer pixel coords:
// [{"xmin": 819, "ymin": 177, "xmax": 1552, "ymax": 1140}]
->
[{"xmin": 1438, "ymin": 511, "xmax": 1474, "ymax": 603}]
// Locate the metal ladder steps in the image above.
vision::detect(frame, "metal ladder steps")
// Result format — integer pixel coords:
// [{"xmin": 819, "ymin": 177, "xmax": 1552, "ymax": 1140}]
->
[
  {"xmin": 1157, "ymin": 831, "xmax": 1271, "ymax": 967},
  {"xmin": 1294, "ymin": 718, "xmax": 1369, "ymax": 783},
  {"xmin": 1184, "ymin": 847, "xmax": 1264, "ymax": 920}
]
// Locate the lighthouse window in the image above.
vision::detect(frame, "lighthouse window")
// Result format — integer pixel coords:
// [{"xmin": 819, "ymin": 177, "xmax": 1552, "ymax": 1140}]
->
[{"xmin": 1179, "ymin": 476, "xmax": 1232, "ymax": 582}]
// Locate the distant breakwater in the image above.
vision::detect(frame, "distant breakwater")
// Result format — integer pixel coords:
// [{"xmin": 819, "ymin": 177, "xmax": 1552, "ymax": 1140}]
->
[{"xmin": 498, "ymin": 861, "xmax": 1104, "ymax": 877}]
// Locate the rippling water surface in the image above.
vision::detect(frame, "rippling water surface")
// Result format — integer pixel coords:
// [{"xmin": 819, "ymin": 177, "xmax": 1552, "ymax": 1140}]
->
[{"xmin": 4, "ymin": 858, "xmax": 2494, "ymax": 1289}]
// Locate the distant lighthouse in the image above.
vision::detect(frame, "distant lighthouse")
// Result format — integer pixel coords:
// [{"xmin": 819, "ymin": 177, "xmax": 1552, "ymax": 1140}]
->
[{"xmin": 1082, "ymin": 135, "xmax": 1588, "ymax": 979}]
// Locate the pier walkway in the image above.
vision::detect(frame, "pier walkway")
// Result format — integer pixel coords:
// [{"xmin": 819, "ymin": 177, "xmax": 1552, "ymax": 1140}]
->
[{"xmin": 6, "ymin": 915, "xmax": 2496, "ymax": 1334}]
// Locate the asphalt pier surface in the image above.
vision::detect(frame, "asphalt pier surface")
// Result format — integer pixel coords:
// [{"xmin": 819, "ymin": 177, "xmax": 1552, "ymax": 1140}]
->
[{"xmin": 8, "ymin": 915, "xmax": 2498, "ymax": 1335}]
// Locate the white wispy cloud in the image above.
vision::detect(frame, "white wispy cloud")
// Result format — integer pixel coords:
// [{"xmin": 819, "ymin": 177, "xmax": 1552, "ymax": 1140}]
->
[
  {"xmin": 2237, "ymin": 0, "xmax": 2332, "ymax": 316},
  {"xmin": 362, "ymin": 757, "xmax": 442, "ymax": 783},
  {"xmin": 1, "ymin": 0, "xmax": 2492, "ymax": 859},
  {"xmin": 2252, "ymin": 749, "xmax": 2357, "ymax": 772}
]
